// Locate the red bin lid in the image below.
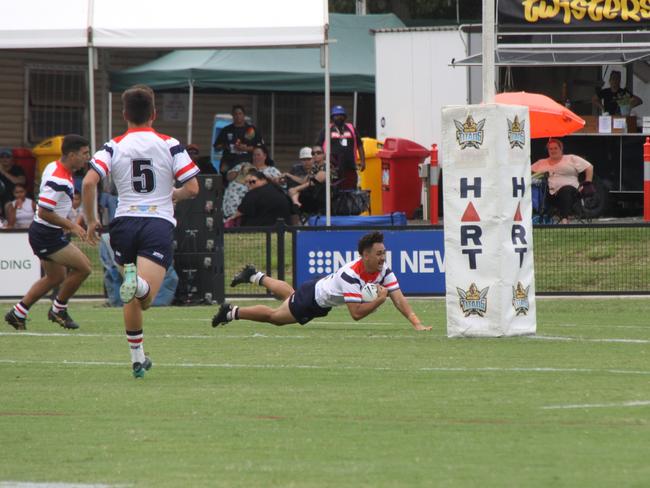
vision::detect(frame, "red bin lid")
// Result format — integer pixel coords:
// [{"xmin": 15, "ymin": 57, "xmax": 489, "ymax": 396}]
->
[{"xmin": 377, "ymin": 137, "xmax": 430, "ymax": 159}]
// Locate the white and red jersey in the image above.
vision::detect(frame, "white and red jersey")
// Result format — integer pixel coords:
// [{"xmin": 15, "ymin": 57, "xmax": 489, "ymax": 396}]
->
[
  {"xmin": 314, "ymin": 258, "xmax": 400, "ymax": 308},
  {"xmin": 90, "ymin": 128, "xmax": 199, "ymax": 226},
  {"xmin": 34, "ymin": 160, "xmax": 75, "ymax": 229}
]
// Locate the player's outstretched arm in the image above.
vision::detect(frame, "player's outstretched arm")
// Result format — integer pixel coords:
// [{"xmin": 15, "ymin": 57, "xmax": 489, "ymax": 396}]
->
[
  {"xmin": 82, "ymin": 170, "xmax": 101, "ymax": 245},
  {"xmin": 172, "ymin": 177, "xmax": 199, "ymax": 203},
  {"xmin": 389, "ymin": 289, "xmax": 431, "ymax": 331},
  {"xmin": 346, "ymin": 285, "xmax": 388, "ymax": 321}
]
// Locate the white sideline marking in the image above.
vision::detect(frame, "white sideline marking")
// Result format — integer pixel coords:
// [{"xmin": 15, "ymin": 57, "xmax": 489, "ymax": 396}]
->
[
  {"xmin": 2, "ymin": 331, "xmax": 647, "ymax": 344},
  {"xmin": 542, "ymin": 400, "xmax": 650, "ymax": 410},
  {"xmin": 0, "ymin": 482, "xmax": 126, "ymax": 488},
  {"xmin": 1, "ymin": 359, "xmax": 649, "ymax": 376},
  {"xmin": 534, "ymin": 335, "xmax": 650, "ymax": 344},
  {"xmin": 0, "ymin": 331, "xmax": 439, "ymax": 340}
]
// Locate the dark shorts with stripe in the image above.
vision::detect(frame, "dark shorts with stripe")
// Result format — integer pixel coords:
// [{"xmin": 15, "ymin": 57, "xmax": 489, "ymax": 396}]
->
[
  {"xmin": 109, "ymin": 217, "xmax": 174, "ymax": 269},
  {"xmin": 28, "ymin": 221, "xmax": 70, "ymax": 259},
  {"xmin": 288, "ymin": 278, "xmax": 332, "ymax": 325}
]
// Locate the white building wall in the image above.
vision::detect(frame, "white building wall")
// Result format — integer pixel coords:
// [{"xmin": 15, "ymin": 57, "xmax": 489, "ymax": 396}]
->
[{"xmin": 375, "ymin": 29, "xmax": 469, "ymax": 149}]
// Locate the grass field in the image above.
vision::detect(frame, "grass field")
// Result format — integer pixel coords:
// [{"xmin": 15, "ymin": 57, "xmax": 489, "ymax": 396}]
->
[{"xmin": 1, "ymin": 298, "xmax": 649, "ymax": 487}]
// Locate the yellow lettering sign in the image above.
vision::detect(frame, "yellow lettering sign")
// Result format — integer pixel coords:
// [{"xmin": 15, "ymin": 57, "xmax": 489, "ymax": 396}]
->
[{"xmin": 521, "ymin": 0, "xmax": 649, "ymax": 23}]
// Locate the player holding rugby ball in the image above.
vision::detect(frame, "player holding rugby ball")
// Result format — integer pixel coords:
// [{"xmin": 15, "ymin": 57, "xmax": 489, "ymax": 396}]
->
[{"xmin": 212, "ymin": 231, "xmax": 430, "ymax": 331}]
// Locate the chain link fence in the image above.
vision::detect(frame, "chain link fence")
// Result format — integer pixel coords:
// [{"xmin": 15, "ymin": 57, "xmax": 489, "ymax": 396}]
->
[{"xmin": 65, "ymin": 223, "xmax": 650, "ymax": 298}]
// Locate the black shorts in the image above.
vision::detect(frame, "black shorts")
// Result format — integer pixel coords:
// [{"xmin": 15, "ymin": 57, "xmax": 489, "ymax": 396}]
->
[
  {"xmin": 288, "ymin": 278, "xmax": 332, "ymax": 325},
  {"xmin": 109, "ymin": 217, "xmax": 174, "ymax": 269},
  {"xmin": 28, "ymin": 221, "xmax": 69, "ymax": 259}
]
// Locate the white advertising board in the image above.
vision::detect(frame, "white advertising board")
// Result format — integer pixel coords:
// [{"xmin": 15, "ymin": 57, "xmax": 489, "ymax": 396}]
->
[
  {"xmin": 0, "ymin": 232, "xmax": 41, "ymax": 297},
  {"xmin": 441, "ymin": 104, "xmax": 536, "ymax": 337}
]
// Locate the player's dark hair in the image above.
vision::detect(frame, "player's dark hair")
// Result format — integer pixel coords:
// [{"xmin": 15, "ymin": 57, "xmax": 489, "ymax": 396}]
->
[
  {"xmin": 61, "ymin": 134, "xmax": 89, "ymax": 156},
  {"xmin": 232, "ymin": 104, "xmax": 246, "ymax": 115},
  {"xmin": 122, "ymin": 84, "xmax": 155, "ymax": 125},
  {"xmin": 358, "ymin": 231, "xmax": 384, "ymax": 255}
]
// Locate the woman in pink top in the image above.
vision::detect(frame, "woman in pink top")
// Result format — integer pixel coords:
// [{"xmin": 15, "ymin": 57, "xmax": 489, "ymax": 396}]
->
[{"xmin": 531, "ymin": 138, "xmax": 594, "ymax": 224}]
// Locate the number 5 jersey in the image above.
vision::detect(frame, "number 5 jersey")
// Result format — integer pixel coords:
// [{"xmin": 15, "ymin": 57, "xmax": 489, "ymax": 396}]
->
[{"xmin": 90, "ymin": 128, "xmax": 199, "ymax": 226}]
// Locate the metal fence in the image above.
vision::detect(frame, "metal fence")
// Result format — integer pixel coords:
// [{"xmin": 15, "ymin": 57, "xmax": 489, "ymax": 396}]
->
[
  {"xmin": 533, "ymin": 223, "xmax": 650, "ymax": 294},
  {"xmin": 69, "ymin": 222, "xmax": 650, "ymax": 298}
]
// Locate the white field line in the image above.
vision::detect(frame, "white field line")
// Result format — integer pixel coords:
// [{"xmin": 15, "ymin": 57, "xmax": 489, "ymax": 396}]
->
[
  {"xmin": 533, "ymin": 335, "xmax": 650, "ymax": 344},
  {"xmin": 2, "ymin": 331, "xmax": 648, "ymax": 344},
  {"xmin": 0, "ymin": 482, "xmax": 127, "ymax": 488},
  {"xmin": 542, "ymin": 400, "xmax": 650, "ymax": 410},
  {"xmin": 1, "ymin": 358, "xmax": 649, "ymax": 376},
  {"xmin": 0, "ymin": 331, "xmax": 434, "ymax": 340}
]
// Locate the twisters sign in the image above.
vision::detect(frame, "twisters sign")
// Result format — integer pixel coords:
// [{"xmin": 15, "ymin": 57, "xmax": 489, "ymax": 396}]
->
[{"xmin": 498, "ymin": 0, "xmax": 650, "ymax": 29}]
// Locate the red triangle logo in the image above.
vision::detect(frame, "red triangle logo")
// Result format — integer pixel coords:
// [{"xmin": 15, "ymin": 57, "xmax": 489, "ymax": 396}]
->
[
  {"xmin": 461, "ymin": 202, "xmax": 480, "ymax": 222},
  {"xmin": 513, "ymin": 202, "xmax": 522, "ymax": 221}
]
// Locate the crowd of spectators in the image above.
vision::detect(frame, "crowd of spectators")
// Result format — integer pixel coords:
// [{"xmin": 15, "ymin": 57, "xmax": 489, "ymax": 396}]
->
[
  {"xmin": 0, "ymin": 102, "xmax": 367, "ymax": 230},
  {"xmin": 210, "ymin": 103, "xmax": 367, "ymax": 227}
]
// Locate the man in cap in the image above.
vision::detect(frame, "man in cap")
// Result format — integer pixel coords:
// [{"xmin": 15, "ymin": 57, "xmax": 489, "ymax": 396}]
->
[
  {"xmin": 316, "ymin": 106, "xmax": 365, "ymax": 190},
  {"xmin": 283, "ymin": 146, "xmax": 315, "ymax": 190}
]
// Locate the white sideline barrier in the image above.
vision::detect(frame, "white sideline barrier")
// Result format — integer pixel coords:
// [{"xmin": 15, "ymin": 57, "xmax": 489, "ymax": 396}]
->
[
  {"xmin": 0, "ymin": 231, "xmax": 41, "ymax": 297},
  {"xmin": 441, "ymin": 104, "xmax": 537, "ymax": 337}
]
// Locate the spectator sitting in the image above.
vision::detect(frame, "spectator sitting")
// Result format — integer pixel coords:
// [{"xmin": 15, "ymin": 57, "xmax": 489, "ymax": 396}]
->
[
  {"xmin": 287, "ymin": 145, "xmax": 340, "ymax": 214},
  {"xmin": 250, "ymin": 143, "xmax": 282, "ymax": 184},
  {"xmin": 0, "ymin": 147, "xmax": 27, "ymax": 211},
  {"xmin": 226, "ymin": 170, "xmax": 292, "ymax": 227},
  {"xmin": 187, "ymin": 143, "xmax": 216, "ymax": 174},
  {"xmin": 3, "ymin": 183, "xmax": 35, "ymax": 229},
  {"xmin": 222, "ymin": 162, "xmax": 254, "ymax": 220},
  {"xmin": 283, "ymin": 147, "xmax": 315, "ymax": 189},
  {"xmin": 531, "ymin": 138, "xmax": 594, "ymax": 224}
]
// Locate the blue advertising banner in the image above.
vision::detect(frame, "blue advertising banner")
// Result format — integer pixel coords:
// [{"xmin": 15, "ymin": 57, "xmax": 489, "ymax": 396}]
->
[{"xmin": 295, "ymin": 229, "xmax": 445, "ymax": 295}]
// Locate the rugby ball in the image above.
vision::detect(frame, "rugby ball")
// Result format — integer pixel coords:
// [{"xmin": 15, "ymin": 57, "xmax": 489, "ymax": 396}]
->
[{"xmin": 361, "ymin": 283, "xmax": 378, "ymax": 302}]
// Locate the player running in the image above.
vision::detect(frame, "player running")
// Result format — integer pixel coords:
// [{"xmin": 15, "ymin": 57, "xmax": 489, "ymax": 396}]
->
[
  {"xmin": 5, "ymin": 134, "xmax": 92, "ymax": 331},
  {"xmin": 212, "ymin": 231, "xmax": 431, "ymax": 331},
  {"xmin": 82, "ymin": 84, "xmax": 199, "ymax": 378}
]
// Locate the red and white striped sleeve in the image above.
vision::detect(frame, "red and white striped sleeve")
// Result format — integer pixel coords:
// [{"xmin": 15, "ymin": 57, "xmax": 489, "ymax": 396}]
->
[{"xmin": 89, "ymin": 142, "xmax": 114, "ymax": 178}]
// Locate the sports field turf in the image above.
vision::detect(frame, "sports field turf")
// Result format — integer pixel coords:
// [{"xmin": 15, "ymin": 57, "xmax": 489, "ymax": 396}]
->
[{"xmin": 1, "ymin": 298, "xmax": 649, "ymax": 487}]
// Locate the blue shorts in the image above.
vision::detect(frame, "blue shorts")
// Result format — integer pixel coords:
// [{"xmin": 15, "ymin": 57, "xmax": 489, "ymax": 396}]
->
[
  {"xmin": 288, "ymin": 278, "xmax": 332, "ymax": 325},
  {"xmin": 109, "ymin": 217, "xmax": 174, "ymax": 269},
  {"xmin": 28, "ymin": 222, "xmax": 69, "ymax": 259}
]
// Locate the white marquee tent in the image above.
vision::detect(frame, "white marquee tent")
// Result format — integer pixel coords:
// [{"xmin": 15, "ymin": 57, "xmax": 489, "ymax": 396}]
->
[{"xmin": 2, "ymin": 0, "xmax": 340, "ymax": 222}]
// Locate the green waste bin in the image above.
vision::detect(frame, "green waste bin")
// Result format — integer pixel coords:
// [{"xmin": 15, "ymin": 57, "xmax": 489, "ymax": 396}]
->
[
  {"xmin": 358, "ymin": 137, "xmax": 384, "ymax": 215},
  {"xmin": 33, "ymin": 135, "xmax": 64, "ymax": 182}
]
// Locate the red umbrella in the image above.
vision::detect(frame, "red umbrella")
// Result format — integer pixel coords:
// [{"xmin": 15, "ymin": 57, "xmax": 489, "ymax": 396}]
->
[{"xmin": 495, "ymin": 91, "xmax": 585, "ymax": 139}]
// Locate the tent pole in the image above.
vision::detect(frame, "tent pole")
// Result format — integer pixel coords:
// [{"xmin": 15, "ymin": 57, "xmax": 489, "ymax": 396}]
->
[
  {"xmin": 324, "ymin": 40, "xmax": 331, "ymax": 226},
  {"xmin": 107, "ymin": 91, "xmax": 112, "ymax": 139},
  {"xmin": 187, "ymin": 80, "xmax": 194, "ymax": 144},
  {"xmin": 482, "ymin": 0, "xmax": 495, "ymax": 103},
  {"xmin": 88, "ymin": 46, "xmax": 97, "ymax": 153},
  {"xmin": 87, "ymin": 0, "xmax": 96, "ymax": 153},
  {"xmin": 271, "ymin": 92, "xmax": 276, "ymax": 159}
]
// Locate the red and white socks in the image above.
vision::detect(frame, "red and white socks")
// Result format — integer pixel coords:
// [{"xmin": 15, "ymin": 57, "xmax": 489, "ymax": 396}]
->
[
  {"xmin": 126, "ymin": 329, "xmax": 146, "ymax": 364},
  {"xmin": 51, "ymin": 297, "xmax": 68, "ymax": 315},
  {"xmin": 13, "ymin": 301, "xmax": 30, "ymax": 319}
]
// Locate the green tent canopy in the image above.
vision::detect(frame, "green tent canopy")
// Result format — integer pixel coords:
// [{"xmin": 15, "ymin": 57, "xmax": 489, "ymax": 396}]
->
[{"xmin": 110, "ymin": 13, "xmax": 405, "ymax": 93}]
